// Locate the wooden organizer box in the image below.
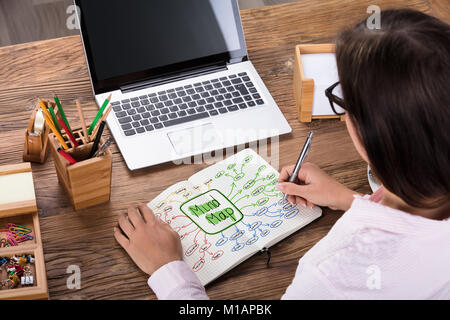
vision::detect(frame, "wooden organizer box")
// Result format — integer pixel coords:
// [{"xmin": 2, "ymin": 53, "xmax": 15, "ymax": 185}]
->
[
  {"xmin": 23, "ymin": 101, "xmax": 56, "ymax": 164},
  {"xmin": 293, "ymin": 44, "xmax": 346, "ymax": 122},
  {"xmin": 0, "ymin": 163, "xmax": 48, "ymax": 300},
  {"xmin": 48, "ymin": 127, "xmax": 112, "ymax": 210}
]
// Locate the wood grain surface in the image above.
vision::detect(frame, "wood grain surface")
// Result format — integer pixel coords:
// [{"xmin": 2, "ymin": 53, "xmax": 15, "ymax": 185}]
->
[{"xmin": 0, "ymin": 0, "xmax": 446, "ymax": 300}]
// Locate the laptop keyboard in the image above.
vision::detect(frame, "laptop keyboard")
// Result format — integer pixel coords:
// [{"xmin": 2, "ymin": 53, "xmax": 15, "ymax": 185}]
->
[{"xmin": 110, "ymin": 72, "xmax": 265, "ymax": 137}]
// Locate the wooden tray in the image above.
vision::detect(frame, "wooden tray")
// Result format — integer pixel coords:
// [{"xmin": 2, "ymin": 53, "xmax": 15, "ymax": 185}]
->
[
  {"xmin": 293, "ymin": 44, "xmax": 346, "ymax": 122},
  {"xmin": 0, "ymin": 163, "xmax": 48, "ymax": 299}
]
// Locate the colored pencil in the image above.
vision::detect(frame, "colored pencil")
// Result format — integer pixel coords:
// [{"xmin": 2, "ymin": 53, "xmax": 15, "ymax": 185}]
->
[
  {"xmin": 53, "ymin": 93, "xmax": 74, "ymax": 136},
  {"xmin": 42, "ymin": 113, "xmax": 69, "ymax": 150},
  {"xmin": 38, "ymin": 100, "xmax": 54, "ymax": 127},
  {"xmin": 88, "ymin": 94, "xmax": 112, "ymax": 135},
  {"xmin": 57, "ymin": 147, "xmax": 77, "ymax": 165},
  {"xmin": 90, "ymin": 104, "xmax": 112, "ymax": 140},
  {"xmin": 75, "ymin": 99, "xmax": 90, "ymax": 143},
  {"xmin": 58, "ymin": 118, "xmax": 79, "ymax": 148},
  {"xmin": 47, "ymin": 103, "xmax": 62, "ymax": 134}
]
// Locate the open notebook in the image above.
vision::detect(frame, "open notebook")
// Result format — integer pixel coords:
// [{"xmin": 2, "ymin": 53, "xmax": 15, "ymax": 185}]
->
[{"xmin": 147, "ymin": 149, "xmax": 322, "ymax": 286}]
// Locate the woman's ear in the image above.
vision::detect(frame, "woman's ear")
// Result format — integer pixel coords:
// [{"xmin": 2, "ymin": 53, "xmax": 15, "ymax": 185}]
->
[{"xmin": 345, "ymin": 115, "xmax": 369, "ymax": 163}]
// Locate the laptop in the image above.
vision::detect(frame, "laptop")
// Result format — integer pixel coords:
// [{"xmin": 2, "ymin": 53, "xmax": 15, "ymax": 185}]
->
[{"xmin": 75, "ymin": 0, "xmax": 291, "ymax": 170}]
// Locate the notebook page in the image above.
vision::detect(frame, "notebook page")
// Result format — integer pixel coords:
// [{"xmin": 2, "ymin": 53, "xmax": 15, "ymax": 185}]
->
[
  {"xmin": 257, "ymin": 199, "xmax": 322, "ymax": 249},
  {"xmin": 186, "ymin": 149, "xmax": 312, "ymax": 283},
  {"xmin": 189, "ymin": 149, "xmax": 321, "ymax": 253},
  {"xmin": 147, "ymin": 179, "xmax": 256, "ymax": 286}
]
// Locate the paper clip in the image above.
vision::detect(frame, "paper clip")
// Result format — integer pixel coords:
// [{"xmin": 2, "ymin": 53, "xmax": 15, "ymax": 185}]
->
[
  {"xmin": 16, "ymin": 234, "xmax": 34, "ymax": 243},
  {"xmin": 9, "ymin": 224, "xmax": 32, "ymax": 234},
  {"xmin": 12, "ymin": 231, "xmax": 28, "ymax": 238},
  {"xmin": 7, "ymin": 236, "xmax": 18, "ymax": 246},
  {"xmin": 1, "ymin": 223, "xmax": 33, "ymax": 246}
]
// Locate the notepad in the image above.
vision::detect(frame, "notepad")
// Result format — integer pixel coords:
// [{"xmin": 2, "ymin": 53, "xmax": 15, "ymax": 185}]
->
[
  {"xmin": 301, "ymin": 53, "xmax": 345, "ymax": 116},
  {"xmin": 0, "ymin": 172, "xmax": 35, "ymax": 205},
  {"xmin": 147, "ymin": 149, "xmax": 322, "ymax": 286}
]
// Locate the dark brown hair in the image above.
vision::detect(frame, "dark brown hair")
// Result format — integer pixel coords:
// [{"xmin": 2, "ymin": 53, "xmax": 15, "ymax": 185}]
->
[{"xmin": 336, "ymin": 9, "xmax": 450, "ymax": 209}]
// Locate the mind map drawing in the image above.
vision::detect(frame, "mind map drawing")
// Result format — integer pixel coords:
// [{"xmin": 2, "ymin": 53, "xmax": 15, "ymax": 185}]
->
[{"xmin": 149, "ymin": 152, "xmax": 301, "ymax": 274}]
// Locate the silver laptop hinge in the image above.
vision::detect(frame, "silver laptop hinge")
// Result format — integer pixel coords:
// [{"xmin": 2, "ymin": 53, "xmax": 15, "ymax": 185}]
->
[{"xmin": 121, "ymin": 63, "xmax": 228, "ymax": 93}]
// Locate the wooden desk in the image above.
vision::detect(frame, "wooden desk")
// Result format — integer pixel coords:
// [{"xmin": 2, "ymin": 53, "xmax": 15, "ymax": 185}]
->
[{"xmin": 0, "ymin": 0, "xmax": 446, "ymax": 300}]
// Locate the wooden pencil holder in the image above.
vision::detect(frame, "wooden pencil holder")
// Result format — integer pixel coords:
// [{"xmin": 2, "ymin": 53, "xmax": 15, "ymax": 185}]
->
[
  {"xmin": 0, "ymin": 163, "xmax": 48, "ymax": 300},
  {"xmin": 48, "ymin": 128, "xmax": 112, "ymax": 210},
  {"xmin": 293, "ymin": 44, "xmax": 346, "ymax": 123},
  {"xmin": 23, "ymin": 102, "xmax": 56, "ymax": 164}
]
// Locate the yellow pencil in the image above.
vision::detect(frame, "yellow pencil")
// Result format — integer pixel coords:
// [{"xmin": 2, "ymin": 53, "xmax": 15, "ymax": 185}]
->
[
  {"xmin": 38, "ymin": 100, "xmax": 54, "ymax": 127},
  {"xmin": 43, "ymin": 113, "xmax": 69, "ymax": 150}
]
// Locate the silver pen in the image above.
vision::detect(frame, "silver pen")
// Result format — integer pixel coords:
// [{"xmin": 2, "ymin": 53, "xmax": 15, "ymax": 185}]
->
[
  {"xmin": 93, "ymin": 137, "xmax": 113, "ymax": 157},
  {"xmin": 282, "ymin": 131, "xmax": 314, "ymax": 201}
]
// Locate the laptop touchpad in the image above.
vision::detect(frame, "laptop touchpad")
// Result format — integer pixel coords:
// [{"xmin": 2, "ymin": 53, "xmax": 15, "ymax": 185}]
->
[{"xmin": 167, "ymin": 123, "xmax": 223, "ymax": 156}]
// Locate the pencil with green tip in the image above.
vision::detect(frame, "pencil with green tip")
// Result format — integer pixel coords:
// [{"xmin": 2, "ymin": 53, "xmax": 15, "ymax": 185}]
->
[
  {"xmin": 47, "ymin": 102, "xmax": 62, "ymax": 134},
  {"xmin": 53, "ymin": 93, "xmax": 73, "ymax": 136},
  {"xmin": 88, "ymin": 94, "xmax": 112, "ymax": 135}
]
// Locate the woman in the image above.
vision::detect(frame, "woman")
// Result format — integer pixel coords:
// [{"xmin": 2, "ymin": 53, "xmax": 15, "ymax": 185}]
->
[{"xmin": 114, "ymin": 9, "xmax": 450, "ymax": 299}]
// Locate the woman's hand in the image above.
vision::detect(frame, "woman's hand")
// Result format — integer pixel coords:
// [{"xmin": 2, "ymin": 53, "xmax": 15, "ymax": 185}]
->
[
  {"xmin": 114, "ymin": 204, "xmax": 182, "ymax": 275},
  {"xmin": 276, "ymin": 162, "xmax": 359, "ymax": 211}
]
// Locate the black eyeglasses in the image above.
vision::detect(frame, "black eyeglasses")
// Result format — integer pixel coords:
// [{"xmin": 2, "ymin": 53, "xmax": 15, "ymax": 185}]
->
[{"xmin": 325, "ymin": 81, "xmax": 346, "ymax": 116}]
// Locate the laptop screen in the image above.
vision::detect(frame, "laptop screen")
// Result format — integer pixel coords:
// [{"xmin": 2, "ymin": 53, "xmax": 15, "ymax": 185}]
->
[{"xmin": 76, "ymin": 0, "xmax": 247, "ymax": 94}]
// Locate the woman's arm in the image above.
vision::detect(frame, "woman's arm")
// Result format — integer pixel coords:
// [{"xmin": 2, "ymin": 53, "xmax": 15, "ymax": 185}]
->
[
  {"xmin": 114, "ymin": 204, "xmax": 209, "ymax": 300},
  {"xmin": 147, "ymin": 260, "xmax": 209, "ymax": 300}
]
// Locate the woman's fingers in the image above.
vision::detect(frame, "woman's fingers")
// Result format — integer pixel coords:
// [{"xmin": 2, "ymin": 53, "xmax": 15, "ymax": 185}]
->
[
  {"xmin": 118, "ymin": 211, "xmax": 135, "ymax": 237},
  {"xmin": 306, "ymin": 200, "xmax": 315, "ymax": 209},
  {"xmin": 282, "ymin": 192, "xmax": 314, "ymax": 208},
  {"xmin": 288, "ymin": 195, "xmax": 315, "ymax": 209},
  {"xmin": 287, "ymin": 194, "xmax": 296, "ymax": 204},
  {"xmin": 297, "ymin": 162, "xmax": 315, "ymax": 182},
  {"xmin": 114, "ymin": 227, "xmax": 129, "ymax": 249},
  {"xmin": 279, "ymin": 165, "xmax": 295, "ymax": 183},
  {"xmin": 138, "ymin": 204, "xmax": 157, "ymax": 225},
  {"xmin": 276, "ymin": 182, "xmax": 311, "ymax": 199},
  {"xmin": 277, "ymin": 182, "xmax": 317, "ymax": 208},
  {"xmin": 295, "ymin": 196, "xmax": 307, "ymax": 207},
  {"xmin": 127, "ymin": 205, "xmax": 144, "ymax": 228}
]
